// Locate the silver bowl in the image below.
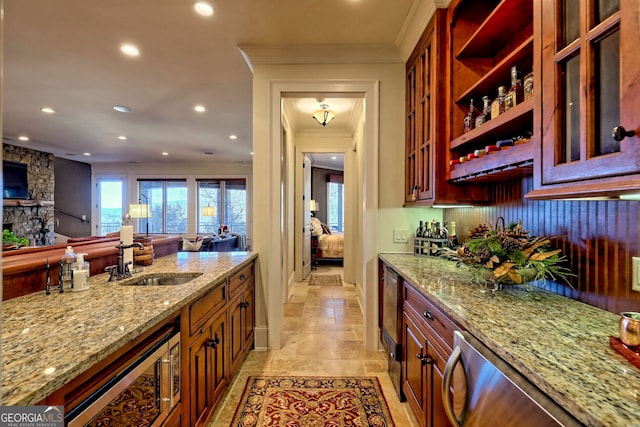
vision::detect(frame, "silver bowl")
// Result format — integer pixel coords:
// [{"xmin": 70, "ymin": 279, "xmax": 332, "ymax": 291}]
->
[{"xmin": 620, "ymin": 312, "xmax": 640, "ymax": 347}]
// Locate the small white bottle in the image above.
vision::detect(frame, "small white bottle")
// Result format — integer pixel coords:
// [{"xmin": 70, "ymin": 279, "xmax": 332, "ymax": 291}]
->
[
  {"xmin": 59, "ymin": 246, "xmax": 77, "ymax": 290},
  {"xmin": 71, "ymin": 253, "xmax": 90, "ymax": 292}
]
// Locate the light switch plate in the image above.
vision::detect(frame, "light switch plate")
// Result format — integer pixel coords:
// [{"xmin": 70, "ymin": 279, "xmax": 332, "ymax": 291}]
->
[
  {"xmin": 393, "ymin": 228, "xmax": 409, "ymax": 243},
  {"xmin": 633, "ymin": 257, "xmax": 640, "ymax": 292}
]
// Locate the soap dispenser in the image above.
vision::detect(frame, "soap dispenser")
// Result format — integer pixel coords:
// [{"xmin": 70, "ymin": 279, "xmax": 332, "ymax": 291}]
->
[
  {"xmin": 71, "ymin": 253, "xmax": 90, "ymax": 292},
  {"xmin": 59, "ymin": 245, "xmax": 77, "ymax": 291}
]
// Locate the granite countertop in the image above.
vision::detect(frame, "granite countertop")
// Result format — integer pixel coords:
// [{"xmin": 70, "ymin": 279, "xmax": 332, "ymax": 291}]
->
[
  {"xmin": 379, "ymin": 253, "xmax": 640, "ymax": 427},
  {"xmin": 1, "ymin": 251, "xmax": 257, "ymax": 406}
]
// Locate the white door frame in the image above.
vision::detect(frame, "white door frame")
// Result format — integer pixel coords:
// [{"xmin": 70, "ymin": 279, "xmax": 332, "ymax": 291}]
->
[{"xmin": 266, "ymin": 79, "xmax": 379, "ymax": 350}]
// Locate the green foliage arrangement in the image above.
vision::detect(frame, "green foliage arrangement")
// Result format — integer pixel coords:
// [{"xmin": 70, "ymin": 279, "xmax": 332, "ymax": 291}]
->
[
  {"xmin": 3, "ymin": 229, "xmax": 29, "ymax": 248},
  {"xmin": 443, "ymin": 218, "xmax": 574, "ymax": 289}
]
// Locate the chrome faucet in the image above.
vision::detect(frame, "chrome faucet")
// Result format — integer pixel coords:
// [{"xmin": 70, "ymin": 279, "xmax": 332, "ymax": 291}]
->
[{"xmin": 105, "ymin": 241, "xmax": 145, "ymax": 281}]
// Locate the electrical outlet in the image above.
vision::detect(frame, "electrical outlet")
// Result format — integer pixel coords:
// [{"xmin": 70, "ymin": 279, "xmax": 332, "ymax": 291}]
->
[
  {"xmin": 393, "ymin": 228, "xmax": 409, "ymax": 243},
  {"xmin": 633, "ymin": 257, "xmax": 640, "ymax": 292}
]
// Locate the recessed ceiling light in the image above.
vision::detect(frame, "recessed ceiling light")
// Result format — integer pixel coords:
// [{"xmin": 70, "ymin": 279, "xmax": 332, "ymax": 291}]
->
[
  {"xmin": 41, "ymin": 107, "xmax": 55, "ymax": 114},
  {"xmin": 118, "ymin": 135, "xmax": 127, "ymax": 140},
  {"xmin": 194, "ymin": 1, "xmax": 214, "ymax": 16},
  {"xmin": 194, "ymin": 105, "xmax": 206, "ymax": 113},
  {"xmin": 162, "ymin": 152, "xmax": 169, "ymax": 156},
  {"xmin": 120, "ymin": 43, "xmax": 140, "ymax": 57},
  {"xmin": 83, "ymin": 152, "xmax": 91, "ymax": 156},
  {"xmin": 331, "ymin": 156, "xmax": 337, "ymax": 160},
  {"xmin": 113, "ymin": 105, "xmax": 132, "ymax": 113},
  {"xmin": 18, "ymin": 136, "xmax": 30, "ymax": 141},
  {"xmin": 229, "ymin": 134, "xmax": 237, "ymax": 140},
  {"xmin": 250, "ymin": 152, "xmax": 254, "ymax": 155}
]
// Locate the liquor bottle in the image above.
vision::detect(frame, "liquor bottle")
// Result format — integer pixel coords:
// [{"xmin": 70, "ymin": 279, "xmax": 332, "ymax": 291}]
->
[
  {"xmin": 463, "ymin": 98, "xmax": 479, "ymax": 133},
  {"xmin": 524, "ymin": 71, "xmax": 534, "ymax": 100},
  {"xmin": 475, "ymin": 95, "xmax": 491, "ymax": 127},
  {"xmin": 490, "ymin": 86, "xmax": 506, "ymax": 119},
  {"xmin": 505, "ymin": 66, "xmax": 524, "ymax": 110}
]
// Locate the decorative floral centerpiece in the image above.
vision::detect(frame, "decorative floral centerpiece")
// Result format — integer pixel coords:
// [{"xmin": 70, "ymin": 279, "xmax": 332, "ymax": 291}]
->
[{"xmin": 441, "ymin": 217, "xmax": 574, "ymax": 290}]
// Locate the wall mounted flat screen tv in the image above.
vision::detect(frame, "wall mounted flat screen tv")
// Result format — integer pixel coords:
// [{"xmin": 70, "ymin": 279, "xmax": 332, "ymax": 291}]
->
[{"xmin": 3, "ymin": 160, "xmax": 30, "ymax": 199}]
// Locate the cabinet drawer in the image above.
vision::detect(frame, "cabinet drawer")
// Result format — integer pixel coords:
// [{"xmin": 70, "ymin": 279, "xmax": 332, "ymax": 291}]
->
[
  {"xmin": 404, "ymin": 284, "xmax": 459, "ymax": 350},
  {"xmin": 189, "ymin": 280, "xmax": 226, "ymax": 335},
  {"xmin": 229, "ymin": 262, "xmax": 254, "ymax": 296}
]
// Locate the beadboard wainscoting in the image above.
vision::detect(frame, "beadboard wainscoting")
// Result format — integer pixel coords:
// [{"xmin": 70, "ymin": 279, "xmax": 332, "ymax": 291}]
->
[{"xmin": 445, "ymin": 177, "xmax": 640, "ymax": 314}]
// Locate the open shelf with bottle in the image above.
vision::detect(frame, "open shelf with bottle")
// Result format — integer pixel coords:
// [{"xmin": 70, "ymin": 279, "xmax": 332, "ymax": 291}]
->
[{"xmin": 447, "ymin": 0, "xmax": 534, "ymax": 186}]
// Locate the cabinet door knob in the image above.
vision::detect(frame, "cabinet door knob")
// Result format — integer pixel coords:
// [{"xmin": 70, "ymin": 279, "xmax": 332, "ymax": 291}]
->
[
  {"xmin": 239, "ymin": 301, "xmax": 250, "ymax": 309},
  {"xmin": 612, "ymin": 126, "xmax": 636, "ymax": 141},
  {"xmin": 239, "ymin": 274, "xmax": 246, "ymax": 281},
  {"xmin": 423, "ymin": 310, "xmax": 434, "ymax": 321},
  {"xmin": 207, "ymin": 334, "xmax": 220, "ymax": 349},
  {"xmin": 416, "ymin": 353, "xmax": 432, "ymax": 366}
]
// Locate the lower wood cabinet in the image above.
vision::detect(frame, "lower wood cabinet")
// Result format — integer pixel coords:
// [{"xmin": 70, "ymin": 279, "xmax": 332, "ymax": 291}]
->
[
  {"xmin": 187, "ymin": 309, "xmax": 228, "ymax": 427},
  {"xmin": 402, "ymin": 282, "xmax": 459, "ymax": 427},
  {"xmin": 229, "ymin": 280, "xmax": 255, "ymax": 377}
]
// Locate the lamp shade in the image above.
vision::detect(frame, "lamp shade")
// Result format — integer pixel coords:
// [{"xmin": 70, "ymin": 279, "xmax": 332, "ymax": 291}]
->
[
  {"xmin": 309, "ymin": 200, "xmax": 319, "ymax": 211},
  {"xmin": 312, "ymin": 104, "xmax": 336, "ymax": 127},
  {"xmin": 202, "ymin": 205, "xmax": 217, "ymax": 217},
  {"xmin": 129, "ymin": 203, "xmax": 150, "ymax": 218}
]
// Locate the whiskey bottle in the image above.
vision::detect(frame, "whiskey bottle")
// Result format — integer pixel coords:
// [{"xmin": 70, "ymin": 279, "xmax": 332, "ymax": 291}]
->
[
  {"xmin": 475, "ymin": 95, "xmax": 491, "ymax": 127},
  {"xmin": 490, "ymin": 86, "xmax": 506, "ymax": 119},
  {"xmin": 463, "ymin": 98, "xmax": 479, "ymax": 133},
  {"xmin": 505, "ymin": 66, "xmax": 524, "ymax": 110},
  {"xmin": 524, "ymin": 71, "xmax": 534, "ymax": 100}
]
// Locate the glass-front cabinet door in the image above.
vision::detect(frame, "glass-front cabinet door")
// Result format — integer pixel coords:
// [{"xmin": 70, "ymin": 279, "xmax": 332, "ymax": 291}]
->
[{"xmin": 536, "ymin": 0, "xmax": 640, "ymax": 196}]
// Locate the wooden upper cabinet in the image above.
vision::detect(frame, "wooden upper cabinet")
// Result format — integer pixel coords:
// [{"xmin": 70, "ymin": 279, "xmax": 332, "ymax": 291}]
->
[
  {"xmin": 446, "ymin": 0, "xmax": 536, "ymax": 184},
  {"xmin": 405, "ymin": 8, "xmax": 487, "ymax": 205},
  {"xmin": 528, "ymin": 0, "xmax": 640, "ymax": 199}
]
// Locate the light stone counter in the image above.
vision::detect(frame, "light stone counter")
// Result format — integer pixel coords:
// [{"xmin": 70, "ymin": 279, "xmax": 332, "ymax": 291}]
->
[
  {"xmin": 1, "ymin": 251, "xmax": 257, "ymax": 406},
  {"xmin": 379, "ymin": 253, "xmax": 640, "ymax": 427}
]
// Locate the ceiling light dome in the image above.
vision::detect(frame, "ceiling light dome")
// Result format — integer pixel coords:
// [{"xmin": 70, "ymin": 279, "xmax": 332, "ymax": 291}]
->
[
  {"xmin": 312, "ymin": 104, "xmax": 336, "ymax": 127},
  {"xmin": 194, "ymin": 2, "xmax": 214, "ymax": 16}
]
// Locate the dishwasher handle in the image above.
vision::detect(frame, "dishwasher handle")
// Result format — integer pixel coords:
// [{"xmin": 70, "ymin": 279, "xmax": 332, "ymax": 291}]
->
[{"xmin": 442, "ymin": 345, "xmax": 462, "ymax": 427}]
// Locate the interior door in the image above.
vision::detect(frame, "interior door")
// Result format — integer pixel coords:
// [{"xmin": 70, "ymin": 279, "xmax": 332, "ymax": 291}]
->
[{"xmin": 302, "ymin": 155, "xmax": 312, "ymax": 279}]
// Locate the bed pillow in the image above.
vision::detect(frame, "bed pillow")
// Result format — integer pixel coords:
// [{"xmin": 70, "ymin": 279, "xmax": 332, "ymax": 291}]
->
[
  {"xmin": 310, "ymin": 217, "xmax": 323, "ymax": 236},
  {"xmin": 182, "ymin": 239, "xmax": 203, "ymax": 252},
  {"xmin": 321, "ymin": 223, "xmax": 332, "ymax": 235}
]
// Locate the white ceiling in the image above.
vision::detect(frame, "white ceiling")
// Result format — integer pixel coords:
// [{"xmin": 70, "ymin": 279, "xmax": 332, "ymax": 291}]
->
[{"xmin": 2, "ymin": 0, "xmax": 426, "ymax": 165}]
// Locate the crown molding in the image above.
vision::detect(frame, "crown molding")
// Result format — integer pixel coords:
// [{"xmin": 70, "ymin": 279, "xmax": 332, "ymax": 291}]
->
[
  {"xmin": 238, "ymin": 44, "xmax": 403, "ymax": 70},
  {"xmin": 396, "ymin": 0, "xmax": 451, "ymax": 62}
]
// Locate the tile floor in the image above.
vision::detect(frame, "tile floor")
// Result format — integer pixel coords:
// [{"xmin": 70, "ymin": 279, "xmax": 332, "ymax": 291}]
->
[{"xmin": 208, "ymin": 265, "xmax": 419, "ymax": 426}]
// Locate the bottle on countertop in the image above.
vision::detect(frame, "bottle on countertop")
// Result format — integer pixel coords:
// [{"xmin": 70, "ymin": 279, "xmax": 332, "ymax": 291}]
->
[
  {"xmin": 505, "ymin": 66, "xmax": 524, "ymax": 110},
  {"xmin": 463, "ymin": 98, "xmax": 479, "ymax": 133},
  {"xmin": 71, "ymin": 253, "xmax": 90, "ymax": 291},
  {"xmin": 491, "ymin": 86, "xmax": 507, "ymax": 119},
  {"xmin": 59, "ymin": 245, "xmax": 76, "ymax": 291}
]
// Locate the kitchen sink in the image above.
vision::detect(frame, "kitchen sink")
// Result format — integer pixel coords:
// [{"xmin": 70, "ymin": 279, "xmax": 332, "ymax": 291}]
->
[{"xmin": 122, "ymin": 272, "xmax": 203, "ymax": 286}]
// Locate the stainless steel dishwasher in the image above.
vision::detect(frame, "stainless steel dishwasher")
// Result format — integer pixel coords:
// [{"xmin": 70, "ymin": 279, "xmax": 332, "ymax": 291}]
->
[{"xmin": 442, "ymin": 331, "xmax": 582, "ymax": 427}]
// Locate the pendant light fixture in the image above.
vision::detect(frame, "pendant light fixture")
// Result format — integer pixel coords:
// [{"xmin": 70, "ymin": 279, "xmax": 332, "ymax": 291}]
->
[{"xmin": 312, "ymin": 103, "xmax": 336, "ymax": 127}]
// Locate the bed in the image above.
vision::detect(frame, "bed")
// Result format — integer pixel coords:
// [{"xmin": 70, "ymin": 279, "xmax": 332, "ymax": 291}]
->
[{"xmin": 311, "ymin": 217, "xmax": 344, "ymax": 262}]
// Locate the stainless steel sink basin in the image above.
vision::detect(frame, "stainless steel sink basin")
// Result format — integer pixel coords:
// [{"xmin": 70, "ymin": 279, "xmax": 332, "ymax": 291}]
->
[{"xmin": 122, "ymin": 272, "xmax": 203, "ymax": 286}]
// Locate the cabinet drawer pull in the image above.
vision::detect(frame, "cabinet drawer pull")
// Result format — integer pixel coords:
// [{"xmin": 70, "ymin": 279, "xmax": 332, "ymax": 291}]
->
[
  {"xmin": 423, "ymin": 310, "xmax": 434, "ymax": 321},
  {"xmin": 416, "ymin": 353, "xmax": 432, "ymax": 366},
  {"xmin": 239, "ymin": 301, "xmax": 250, "ymax": 309},
  {"xmin": 239, "ymin": 274, "xmax": 246, "ymax": 281},
  {"xmin": 199, "ymin": 327, "xmax": 204, "ymax": 335}
]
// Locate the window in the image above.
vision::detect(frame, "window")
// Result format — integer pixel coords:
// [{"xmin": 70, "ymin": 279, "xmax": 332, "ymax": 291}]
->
[
  {"xmin": 326, "ymin": 174, "xmax": 344, "ymax": 232},
  {"xmin": 97, "ymin": 178, "xmax": 124, "ymax": 235},
  {"xmin": 197, "ymin": 179, "xmax": 247, "ymax": 234},
  {"xmin": 138, "ymin": 180, "xmax": 187, "ymax": 234}
]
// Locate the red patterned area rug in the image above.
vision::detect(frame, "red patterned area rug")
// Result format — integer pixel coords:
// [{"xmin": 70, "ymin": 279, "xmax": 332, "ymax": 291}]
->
[{"xmin": 231, "ymin": 376, "xmax": 395, "ymax": 426}]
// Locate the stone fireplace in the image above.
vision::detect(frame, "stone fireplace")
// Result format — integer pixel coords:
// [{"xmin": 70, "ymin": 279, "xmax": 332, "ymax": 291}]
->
[{"xmin": 3, "ymin": 144, "xmax": 55, "ymax": 246}]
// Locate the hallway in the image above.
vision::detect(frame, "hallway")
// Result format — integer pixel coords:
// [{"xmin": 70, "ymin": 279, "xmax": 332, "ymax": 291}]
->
[{"xmin": 209, "ymin": 265, "xmax": 418, "ymax": 425}]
